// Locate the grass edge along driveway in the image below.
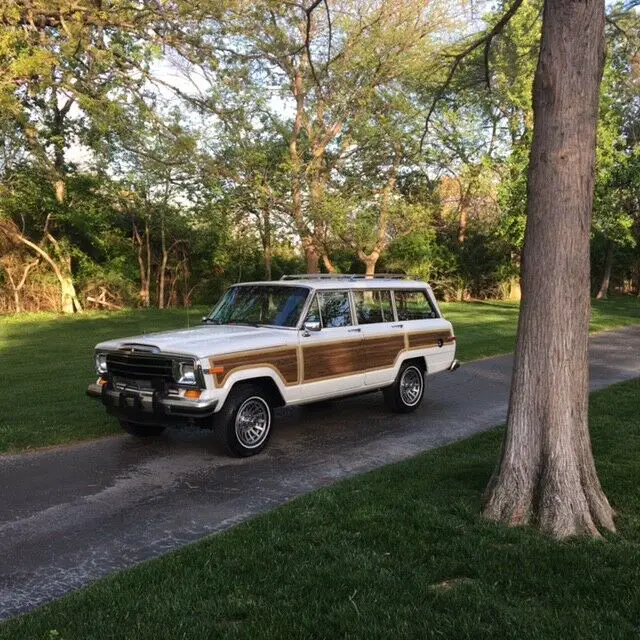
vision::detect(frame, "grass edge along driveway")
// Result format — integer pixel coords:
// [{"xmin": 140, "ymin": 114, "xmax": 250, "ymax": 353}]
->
[{"xmin": 2, "ymin": 378, "xmax": 640, "ymax": 639}]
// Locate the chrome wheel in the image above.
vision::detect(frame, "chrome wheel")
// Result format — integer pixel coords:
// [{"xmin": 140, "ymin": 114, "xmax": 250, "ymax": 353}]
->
[
  {"xmin": 399, "ymin": 366, "xmax": 423, "ymax": 407},
  {"xmin": 234, "ymin": 396, "xmax": 271, "ymax": 448}
]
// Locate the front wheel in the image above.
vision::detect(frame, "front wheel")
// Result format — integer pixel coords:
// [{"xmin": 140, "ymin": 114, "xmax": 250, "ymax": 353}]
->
[
  {"xmin": 119, "ymin": 420, "xmax": 166, "ymax": 437},
  {"xmin": 215, "ymin": 384, "xmax": 273, "ymax": 457},
  {"xmin": 382, "ymin": 362, "xmax": 425, "ymax": 413}
]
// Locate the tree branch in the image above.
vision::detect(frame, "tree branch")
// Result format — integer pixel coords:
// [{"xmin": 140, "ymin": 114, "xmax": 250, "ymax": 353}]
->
[
  {"xmin": 304, "ymin": 0, "xmax": 325, "ymax": 94},
  {"xmin": 419, "ymin": 0, "xmax": 525, "ymax": 153}
]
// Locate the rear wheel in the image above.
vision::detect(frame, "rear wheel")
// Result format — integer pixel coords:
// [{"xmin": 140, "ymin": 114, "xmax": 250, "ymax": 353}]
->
[
  {"xmin": 382, "ymin": 362, "xmax": 425, "ymax": 413},
  {"xmin": 215, "ymin": 384, "xmax": 273, "ymax": 457},
  {"xmin": 119, "ymin": 420, "xmax": 166, "ymax": 437}
]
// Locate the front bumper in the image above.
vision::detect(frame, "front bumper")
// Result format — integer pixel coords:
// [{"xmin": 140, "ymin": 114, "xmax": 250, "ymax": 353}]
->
[{"xmin": 87, "ymin": 383, "xmax": 217, "ymax": 426}]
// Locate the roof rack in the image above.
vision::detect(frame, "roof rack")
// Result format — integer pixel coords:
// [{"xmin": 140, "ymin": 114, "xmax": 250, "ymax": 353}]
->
[{"xmin": 280, "ymin": 273, "xmax": 418, "ymax": 281}]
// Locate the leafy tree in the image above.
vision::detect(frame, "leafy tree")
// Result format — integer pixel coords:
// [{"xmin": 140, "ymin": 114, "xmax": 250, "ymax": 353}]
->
[{"xmin": 199, "ymin": 0, "xmax": 454, "ymax": 272}]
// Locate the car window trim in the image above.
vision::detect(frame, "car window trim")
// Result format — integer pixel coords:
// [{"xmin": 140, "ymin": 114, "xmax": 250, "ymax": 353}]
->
[
  {"xmin": 210, "ymin": 283, "xmax": 313, "ymax": 329},
  {"xmin": 299, "ymin": 288, "xmax": 355, "ymax": 330},
  {"xmin": 393, "ymin": 288, "xmax": 439, "ymax": 321},
  {"xmin": 352, "ymin": 288, "xmax": 396, "ymax": 326}
]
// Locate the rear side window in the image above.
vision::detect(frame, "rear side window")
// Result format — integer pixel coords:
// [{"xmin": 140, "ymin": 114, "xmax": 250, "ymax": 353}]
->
[
  {"xmin": 353, "ymin": 290, "xmax": 394, "ymax": 325},
  {"xmin": 312, "ymin": 291, "xmax": 353, "ymax": 328},
  {"xmin": 394, "ymin": 289, "xmax": 437, "ymax": 320}
]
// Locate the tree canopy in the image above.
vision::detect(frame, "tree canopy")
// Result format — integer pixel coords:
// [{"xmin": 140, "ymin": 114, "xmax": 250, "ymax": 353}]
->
[{"xmin": 1, "ymin": 0, "xmax": 639, "ymax": 312}]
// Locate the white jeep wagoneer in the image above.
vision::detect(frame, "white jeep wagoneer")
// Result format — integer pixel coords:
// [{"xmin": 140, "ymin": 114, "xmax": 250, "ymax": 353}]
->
[{"xmin": 87, "ymin": 274, "xmax": 459, "ymax": 456}]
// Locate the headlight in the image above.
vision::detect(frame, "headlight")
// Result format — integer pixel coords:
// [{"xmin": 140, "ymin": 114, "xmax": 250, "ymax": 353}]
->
[
  {"xmin": 95, "ymin": 353, "xmax": 108, "ymax": 375},
  {"xmin": 177, "ymin": 361, "xmax": 197, "ymax": 386}
]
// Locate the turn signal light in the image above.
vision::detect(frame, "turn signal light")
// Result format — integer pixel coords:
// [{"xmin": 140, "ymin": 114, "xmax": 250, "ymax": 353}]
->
[
  {"xmin": 184, "ymin": 389, "xmax": 202, "ymax": 400},
  {"xmin": 98, "ymin": 377, "xmax": 108, "ymax": 386}
]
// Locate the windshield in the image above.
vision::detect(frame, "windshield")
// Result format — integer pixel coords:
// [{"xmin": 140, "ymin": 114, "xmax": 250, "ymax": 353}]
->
[{"xmin": 206, "ymin": 285, "xmax": 310, "ymax": 328}]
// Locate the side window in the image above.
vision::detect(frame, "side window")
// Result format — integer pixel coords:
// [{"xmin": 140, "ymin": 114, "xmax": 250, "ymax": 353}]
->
[
  {"xmin": 354, "ymin": 290, "xmax": 394, "ymax": 325},
  {"xmin": 319, "ymin": 291, "xmax": 352, "ymax": 328},
  {"xmin": 304, "ymin": 296, "xmax": 321, "ymax": 325},
  {"xmin": 394, "ymin": 290, "xmax": 437, "ymax": 321}
]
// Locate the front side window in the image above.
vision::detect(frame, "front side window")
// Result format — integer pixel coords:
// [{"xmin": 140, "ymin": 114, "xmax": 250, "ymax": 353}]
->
[
  {"xmin": 305, "ymin": 291, "xmax": 352, "ymax": 328},
  {"xmin": 394, "ymin": 289, "xmax": 437, "ymax": 321},
  {"xmin": 304, "ymin": 296, "xmax": 321, "ymax": 325},
  {"xmin": 353, "ymin": 289, "xmax": 394, "ymax": 325},
  {"xmin": 207, "ymin": 285, "xmax": 309, "ymax": 328}
]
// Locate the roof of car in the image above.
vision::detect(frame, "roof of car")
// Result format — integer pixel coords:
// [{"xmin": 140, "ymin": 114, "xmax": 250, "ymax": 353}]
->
[{"xmin": 236, "ymin": 275, "xmax": 431, "ymax": 291}]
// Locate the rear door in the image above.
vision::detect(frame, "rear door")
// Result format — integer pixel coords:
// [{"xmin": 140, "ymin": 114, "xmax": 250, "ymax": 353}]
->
[
  {"xmin": 395, "ymin": 288, "xmax": 454, "ymax": 373},
  {"xmin": 298, "ymin": 289, "xmax": 365, "ymax": 399},
  {"xmin": 352, "ymin": 288, "xmax": 406, "ymax": 387}
]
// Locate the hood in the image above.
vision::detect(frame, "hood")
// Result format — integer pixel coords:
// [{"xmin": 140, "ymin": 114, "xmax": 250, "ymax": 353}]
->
[{"xmin": 95, "ymin": 324, "xmax": 296, "ymax": 360}]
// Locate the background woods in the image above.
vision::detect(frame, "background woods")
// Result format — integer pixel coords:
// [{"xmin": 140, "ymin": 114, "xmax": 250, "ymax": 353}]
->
[{"xmin": 1, "ymin": 0, "xmax": 640, "ymax": 313}]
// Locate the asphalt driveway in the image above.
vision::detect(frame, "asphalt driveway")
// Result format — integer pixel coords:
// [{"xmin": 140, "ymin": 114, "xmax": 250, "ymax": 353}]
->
[{"xmin": 1, "ymin": 325, "xmax": 639, "ymax": 621}]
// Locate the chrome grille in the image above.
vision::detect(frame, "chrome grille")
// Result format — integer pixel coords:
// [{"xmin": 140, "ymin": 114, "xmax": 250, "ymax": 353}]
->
[{"xmin": 106, "ymin": 353, "xmax": 174, "ymax": 383}]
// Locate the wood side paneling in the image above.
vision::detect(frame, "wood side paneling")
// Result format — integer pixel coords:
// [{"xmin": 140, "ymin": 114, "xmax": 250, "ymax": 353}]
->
[
  {"xmin": 361, "ymin": 335, "xmax": 406, "ymax": 371},
  {"xmin": 408, "ymin": 330, "xmax": 452, "ymax": 349},
  {"xmin": 210, "ymin": 347, "xmax": 299, "ymax": 386},
  {"xmin": 207, "ymin": 328, "xmax": 452, "ymax": 388},
  {"xmin": 303, "ymin": 341, "xmax": 363, "ymax": 382}
]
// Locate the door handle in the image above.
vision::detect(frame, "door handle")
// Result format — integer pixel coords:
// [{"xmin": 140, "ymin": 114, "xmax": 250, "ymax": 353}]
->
[
  {"xmin": 348, "ymin": 327, "xmax": 361, "ymax": 333},
  {"xmin": 391, "ymin": 324, "xmax": 403, "ymax": 329}
]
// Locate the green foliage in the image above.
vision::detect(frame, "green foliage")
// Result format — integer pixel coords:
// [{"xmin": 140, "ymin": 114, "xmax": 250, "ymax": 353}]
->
[{"xmin": 1, "ymin": 0, "xmax": 640, "ymax": 310}]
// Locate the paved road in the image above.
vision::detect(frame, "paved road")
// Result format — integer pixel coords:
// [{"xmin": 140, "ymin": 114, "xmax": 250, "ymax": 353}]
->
[{"xmin": 1, "ymin": 326, "xmax": 639, "ymax": 621}]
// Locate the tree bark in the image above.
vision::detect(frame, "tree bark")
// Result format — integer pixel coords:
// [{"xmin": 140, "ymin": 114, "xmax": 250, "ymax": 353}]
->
[
  {"xmin": 596, "ymin": 238, "xmax": 614, "ymax": 300},
  {"xmin": 321, "ymin": 253, "xmax": 336, "ymax": 273},
  {"xmin": 356, "ymin": 150, "xmax": 398, "ymax": 278},
  {"xmin": 9, "ymin": 231, "xmax": 82, "ymax": 313},
  {"xmin": 289, "ymin": 68, "xmax": 320, "ymax": 275},
  {"xmin": 305, "ymin": 244, "xmax": 320, "ymax": 273},
  {"xmin": 482, "ymin": 0, "xmax": 615, "ymax": 539},
  {"xmin": 263, "ymin": 207, "xmax": 272, "ymax": 280},
  {"xmin": 159, "ymin": 216, "xmax": 167, "ymax": 309},
  {"xmin": 364, "ymin": 256, "xmax": 378, "ymax": 277},
  {"xmin": 1, "ymin": 256, "xmax": 39, "ymax": 313},
  {"xmin": 133, "ymin": 220, "xmax": 151, "ymax": 307}
]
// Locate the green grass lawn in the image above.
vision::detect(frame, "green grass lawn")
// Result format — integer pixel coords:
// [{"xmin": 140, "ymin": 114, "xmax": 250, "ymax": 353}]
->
[
  {"xmin": 0, "ymin": 297, "xmax": 637, "ymax": 454},
  {"xmin": 0, "ymin": 307, "xmax": 207, "ymax": 454},
  {"xmin": 2, "ymin": 378, "xmax": 639, "ymax": 639},
  {"xmin": 441, "ymin": 296, "xmax": 640, "ymax": 361}
]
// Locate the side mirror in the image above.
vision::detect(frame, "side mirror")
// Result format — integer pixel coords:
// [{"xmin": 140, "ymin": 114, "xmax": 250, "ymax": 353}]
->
[
  {"xmin": 303, "ymin": 321, "xmax": 321, "ymax": 333},
  {"xmin": 201, "ymin": 316, "xmax": 208, "ymax": 323}
]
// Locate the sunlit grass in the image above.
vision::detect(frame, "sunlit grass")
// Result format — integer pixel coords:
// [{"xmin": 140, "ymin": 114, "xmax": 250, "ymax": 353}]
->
[
  {"xmin": 0, "ymin": 307, "xmax": 207, "ymax": 453},
  {"xmin": 442, "ymin": 297, "xmax": 639, "ymax": 361},
  {"xmin": 0, "ymin": 297, "xmax": 637, "ymax": 453}
]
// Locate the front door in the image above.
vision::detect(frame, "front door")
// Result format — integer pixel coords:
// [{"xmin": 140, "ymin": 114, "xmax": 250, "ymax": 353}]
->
[{"xmin": 298, "ymin": 290, "xmax": 365, "ymax": 399}]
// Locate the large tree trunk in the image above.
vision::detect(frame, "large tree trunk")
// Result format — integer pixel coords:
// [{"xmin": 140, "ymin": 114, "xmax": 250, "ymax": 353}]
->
[
  {"xmin": 483, "ymin": 0, "xmax": 615, "ymax": 539},
  {"xmin": 596, "ymin": 238, "xmax": 614, "ymax": 300}
]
